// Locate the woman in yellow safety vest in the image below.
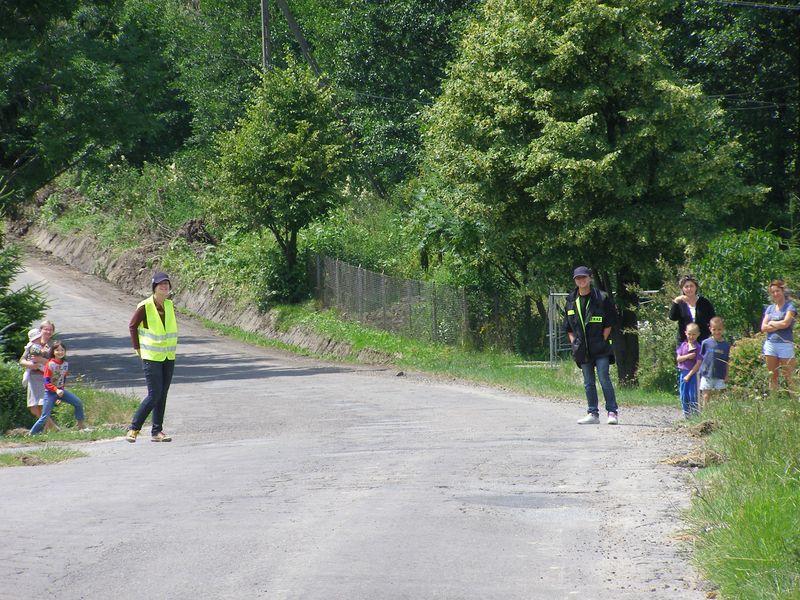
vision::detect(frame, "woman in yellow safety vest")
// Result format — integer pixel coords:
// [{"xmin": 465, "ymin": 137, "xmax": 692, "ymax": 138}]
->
[{"xmin": 125, "ymin": 272, "xmax": 178, "ymax": 443}]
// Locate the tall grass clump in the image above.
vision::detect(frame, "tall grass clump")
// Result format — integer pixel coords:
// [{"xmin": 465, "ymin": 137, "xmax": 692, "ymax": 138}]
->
[{"xmin": 689, "ymin": 388, "xmax": 800, "ymax": 598}]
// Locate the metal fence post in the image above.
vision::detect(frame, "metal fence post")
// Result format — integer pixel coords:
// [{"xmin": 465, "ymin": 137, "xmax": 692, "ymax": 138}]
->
[
  {"xmin": 462, "ymin": 288, "xmax": 468, "ymax": 346},
  {"xmin": 356, "ymin": 266, "xmax": 361, "ymax": 318},
  {"xmin": 548, "ymin": 289, "xmax": 555, "ymax": 366},
  {"xmin": 334, "ymin": 259, "xmax": 340, "ymax": 308},
  {"xmin": 315, "ymin": 255, "xmax": 322, "ymax": 301},
  {"xmin": 381, "ymin": 275, "xmax": 387, "ymax": 330},
  {"xmin": 431, "ymin": 282, "xmax": 437, "ymax": 342}
]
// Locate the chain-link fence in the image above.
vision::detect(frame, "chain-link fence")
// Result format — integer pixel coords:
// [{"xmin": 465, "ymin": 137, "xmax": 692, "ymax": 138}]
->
[
  {"xmin": 548, "ymin": 290, "xmax": 571, "ymax": 365},
  {"xmin": 547, "ymin": 288, "xmax": 661, "ymax": 366},
  {"xmin": 312, "ymin": 256, "xmax": 468, "ymax": 345}
]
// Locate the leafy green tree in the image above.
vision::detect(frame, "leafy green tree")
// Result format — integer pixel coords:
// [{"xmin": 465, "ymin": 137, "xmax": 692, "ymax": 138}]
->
[
  {"xmin": 421, "ymin": 0, "xmax": 761, "ymax": 381},
  {"xmin": 0, "ymin": 0, "xmax": 189, "ymax": 211},
  {"xmin": 664, "ymin": 0, "xmax": 799, "ymax": 232},
  {"xmin": 694, "ymin": 229, "xmax": 797, "ymax": 336},
  {"xmin": 0, "ymin": 244, "xmax": 49, "ymax": 360},
  {"xmin": 313, "ymin": 0, "xmax": 477, "ymax": 189},
  {"xmin": 215, "ymin": 60, "xmax": 350, "ymax": 303},
  {"xmin": 158, "ymin": 0, "xmax": 266, "ymax": 146}
]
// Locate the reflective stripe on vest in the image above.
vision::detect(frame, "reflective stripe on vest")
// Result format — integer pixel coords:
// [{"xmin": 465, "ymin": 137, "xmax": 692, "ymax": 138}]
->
[
  {"xmin": 137, "ymin": 296, "xmax": 178, "ymax": 361},
  {"xmin": 575, "ymin": 296, "xmax": 587, "ymax": 336}
]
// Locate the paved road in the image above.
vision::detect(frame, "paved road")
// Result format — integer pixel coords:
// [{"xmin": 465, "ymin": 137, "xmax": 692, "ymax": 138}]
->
[{"xmin": 1, "ymin": 254, "xmax": 704, "ymax": 599}]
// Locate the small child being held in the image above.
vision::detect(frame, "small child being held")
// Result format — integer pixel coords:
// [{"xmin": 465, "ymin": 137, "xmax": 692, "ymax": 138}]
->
[
  {"xmin": 29, "ymin": 341, "xmax": 87, "ymax": 435},
  {"xmin": 699, "ymin": 316, "xmax": 731, "ymax": 409},
  {"xmin": 676, "ymin": 322, "xmax": 702, "ymax": 418}
]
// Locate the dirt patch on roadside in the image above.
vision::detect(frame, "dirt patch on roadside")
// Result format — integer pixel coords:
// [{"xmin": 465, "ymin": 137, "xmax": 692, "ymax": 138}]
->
[
  {"xmin": 17, "ymin": 453, "xmax": 45, "ymax": 466},
  {"xmin": 663, "ymin": 448, "xmax": 724, "ymax": 469}
]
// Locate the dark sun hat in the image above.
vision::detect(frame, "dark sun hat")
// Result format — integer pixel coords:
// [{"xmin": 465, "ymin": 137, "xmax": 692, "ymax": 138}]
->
[
  {"xmin": 152, "ymin": 271, "xmax": 171, "ymax": 291},
  {"xmin": 572, "ymin": 266, "xmax": 592, "ymax": 278}
]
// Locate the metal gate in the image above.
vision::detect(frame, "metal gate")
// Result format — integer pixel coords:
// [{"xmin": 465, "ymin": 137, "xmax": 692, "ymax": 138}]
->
[{"xmin": 547, "ymin": 289, "xmax": 571, "ymax": 366}]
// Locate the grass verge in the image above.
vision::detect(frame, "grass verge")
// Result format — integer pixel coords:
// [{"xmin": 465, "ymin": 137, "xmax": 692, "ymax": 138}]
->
[
  {"xmin": 0, "ymin": 447, "xmax": 87, "ymax": 468},
  {"xmin": 187, "ymin": 302, "xmax": 676, "ymax": 407},
  {"xmin": 687, "ymin": 389, "xmax": 800, "ymax": 598},
  {"xmin": 1, "ymin": 381, "xmax": 138, "ymax": 445}
]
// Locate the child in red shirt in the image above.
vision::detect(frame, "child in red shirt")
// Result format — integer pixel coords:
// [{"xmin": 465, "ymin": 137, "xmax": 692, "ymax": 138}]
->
[{"xmin": 29, "ymin": 341, "xmax": 87, "ymax": 434}]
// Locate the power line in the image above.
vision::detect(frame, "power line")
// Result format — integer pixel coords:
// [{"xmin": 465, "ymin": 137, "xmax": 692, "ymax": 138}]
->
[
  {"xmin": 700, "ymin": 0, "xmax": 800, "ymax": 11},
  {"xmin": 725, "ymin": 103, "xmax": 794, "ymax": 110},
  {"xmin": 705, "ymin": 83, "xmax": 799, "ymax": 98}
]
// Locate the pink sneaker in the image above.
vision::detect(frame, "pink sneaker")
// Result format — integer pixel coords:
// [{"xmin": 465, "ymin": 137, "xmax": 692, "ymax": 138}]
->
[{"xmin": 607, "ymin": 412, "xmax": 618, "ymax": 425}]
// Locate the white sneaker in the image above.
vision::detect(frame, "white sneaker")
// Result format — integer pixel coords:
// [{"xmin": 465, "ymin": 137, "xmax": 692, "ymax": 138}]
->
[
  {"xmin": 577, "ymin": 413, "xmax": 600, "ymax": 424},
  {"xmin": 607, "ymin": 412, "xmax": 618, "ymax": 425}
]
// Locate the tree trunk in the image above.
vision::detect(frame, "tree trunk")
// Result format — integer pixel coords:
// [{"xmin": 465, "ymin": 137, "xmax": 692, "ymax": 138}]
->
[
  {"xmin": 284, "ymin": 229, "xmax": 298, "ymax": 271},
  {"xmin": 613, "ymin": 268, "xmax": 640, "ymax": 386}
]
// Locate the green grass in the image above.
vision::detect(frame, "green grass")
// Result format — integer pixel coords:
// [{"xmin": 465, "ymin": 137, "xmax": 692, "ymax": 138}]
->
[
  {"xmin": 187, "ymin": 302, "xmax": 676, "ymax": 407},
  {"xmin": 687, "ymin": 390, "xmax": 800, "ymax": 599},
  {"xmin": 0, "ymin": 447, "xmax": 87, "ymax": 468},
  {"xmin": 1, "ymin": 381, "xmax": 137, "ymax": 445}
]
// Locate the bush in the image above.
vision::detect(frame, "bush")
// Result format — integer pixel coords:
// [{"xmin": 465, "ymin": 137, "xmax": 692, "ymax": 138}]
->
[
  {"xmin": 695, "ymin": 230, "xmax": 798, "ymax": 337},
  {"xmin": 633, "ymin": 267, "xmax": 681, "ymax": 392},
  {"xmin": 727, "ymin": 333, "xmax": 770, "ymax": 395},
  {"xmin": 257, "ymin": 245, "xmax": 311, "ymax": 308},
  {"xmin": 0, "ymin": 361, "xmax": 33, "ymax": 433},
  {"xmin": 0, "ymin": 244, "xmax": 49, "ymax": 360}
]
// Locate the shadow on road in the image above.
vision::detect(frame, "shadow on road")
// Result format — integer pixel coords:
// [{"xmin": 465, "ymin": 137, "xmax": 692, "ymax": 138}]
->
[{"xmin": 59, "ymin": 332, "xmax": 356, "ymax": 388}]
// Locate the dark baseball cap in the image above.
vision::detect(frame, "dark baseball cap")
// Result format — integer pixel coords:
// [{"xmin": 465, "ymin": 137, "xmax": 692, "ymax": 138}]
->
[
  {"xmin": 152, "ymin": 271, "xmax": 171, "ymax": 290},
  {"xmin": 572, "ymin": 266, "xmax": 592, "ymax": 278}
]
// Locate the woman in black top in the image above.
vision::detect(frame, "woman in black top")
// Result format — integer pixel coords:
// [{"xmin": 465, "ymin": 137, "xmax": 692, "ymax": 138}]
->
[{"xmin": 668, "ymin": 275, "xmax": 715, "ymax": 343}]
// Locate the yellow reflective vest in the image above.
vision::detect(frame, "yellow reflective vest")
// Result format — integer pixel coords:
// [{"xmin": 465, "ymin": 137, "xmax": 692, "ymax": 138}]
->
[{"xmin": 137, "ymin": 296, "xmax": 178, "ymax": 361}]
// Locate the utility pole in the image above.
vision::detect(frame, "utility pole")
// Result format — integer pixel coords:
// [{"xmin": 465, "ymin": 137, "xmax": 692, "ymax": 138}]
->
[
  {"xmin": 261, "ymin": 0, "xmax": 271, "ymax": 71},
  {"xmin": 259, "ymin": 0, "xmax": 386, "ymax": 197},
  {"xmin": 273, "ymin": 0, "xmax": 322, "ymax": 78}
]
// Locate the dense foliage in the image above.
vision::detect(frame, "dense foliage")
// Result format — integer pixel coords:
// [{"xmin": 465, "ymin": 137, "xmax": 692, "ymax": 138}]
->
[
  {"xmin": 2, "ymin": 0, "xmax": 797, "ymax": 365},
  {"xmin": 420, "ymin": 0, "xmax": 760, "ymax": 373},
  {"xmin": 215, "ymin": 60, "xmax": 350, "ymax": 302},
  {"xmin": 665, "ymin": 0, "xmax": 799, "ymax": 232},
  {"xmin": 695, "ymin": 230, "xmax": 799, "ymax": 336},
  {"xmin": 0, "ymin": 244, "xmax": 49, "ymax": 359},
  {"xmin": 0, "ymin": 361, "xmax": 32, "ymax": 432}
]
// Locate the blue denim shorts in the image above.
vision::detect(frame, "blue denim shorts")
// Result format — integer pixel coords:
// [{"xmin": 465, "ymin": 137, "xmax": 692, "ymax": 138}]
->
[{"xmin": 763, "ymin": 340, "xmax": 795, "ymax": 359}]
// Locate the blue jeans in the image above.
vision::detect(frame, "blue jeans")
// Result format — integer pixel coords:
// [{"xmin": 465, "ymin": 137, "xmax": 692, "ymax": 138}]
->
[
  {"xmin": 30, "ymin": 390, "xmax": 85, "ymax": 434},
  {"xmin": 580, "ymin": 355, "xmax": 617, "ymax": 415},
  {"xmin": 679, "ymin": 371, "xmax": 699, "ymax": 416},
  {"xmin": 130, "ymin": 359, "xmax": 174, "ymax": 435}
]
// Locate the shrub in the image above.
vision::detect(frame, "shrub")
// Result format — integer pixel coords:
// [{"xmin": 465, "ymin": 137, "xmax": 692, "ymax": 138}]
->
[
  {"xmin": 633, "ymin": 267, "xmax": 681, "ymax": 392},
  {"xmin": 0, "ymin": 244, "xmax": 49, "ymax": 360},
  {"xmin": 0, "ymin": 361, "xmax": 33, "ymax": 433},
  {"xmin": 257, "ymin": 245, "xmax": 311, "ymax": 308},
  {"xmin": 727, "ymin": 333, "xmax": 770, "ymax": 395},
  {"xmin": 695, "ymin": 230, "xmax": 798, "ymax": 337}
]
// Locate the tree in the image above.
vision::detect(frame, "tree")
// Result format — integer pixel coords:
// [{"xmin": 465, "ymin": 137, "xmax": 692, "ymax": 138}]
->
[
  {"xmin": 421, "ymin": 0, "xmax": 761, "ymax": 382},
  {"xmin": 215, "ymin": 60, "xmax": 350, "ymax": 302},
  {"xmin": 0, "ymin": 0, "xmax": 190, "ymax": 211},
  {"xmin": 664, "ymin": 0, "xmax": 799, "ymax": 233},
  {"xmin": 313, "ymin": 0, "xmax": 477, "ymax": 188},
  {"xmin": 694, "ymin": 230, "xmax": 797, "ymax": 336},
  {"xmin": 0, "ymin": 244, "xmax": 49, "ymax": 360}
]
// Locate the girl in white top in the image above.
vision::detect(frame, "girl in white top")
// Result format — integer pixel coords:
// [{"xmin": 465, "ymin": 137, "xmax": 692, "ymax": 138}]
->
[{"xmin": 18, "ymin": 320, "xmax": 57, "ymax": 430}]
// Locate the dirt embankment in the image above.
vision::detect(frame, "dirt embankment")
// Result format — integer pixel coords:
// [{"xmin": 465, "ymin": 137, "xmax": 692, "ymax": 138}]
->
[{"xmin": 21, "ymin": 225, "xmax": 394, "ymax": 364}]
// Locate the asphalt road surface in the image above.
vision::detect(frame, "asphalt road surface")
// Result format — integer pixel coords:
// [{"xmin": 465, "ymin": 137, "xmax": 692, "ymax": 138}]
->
[{"xmin": 1, "ymin": 253, "xmax": 704, "ymax": 599}]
